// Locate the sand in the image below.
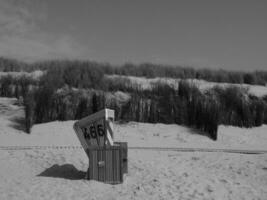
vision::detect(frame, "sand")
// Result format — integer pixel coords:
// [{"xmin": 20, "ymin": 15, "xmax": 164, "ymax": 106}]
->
[
  {"xmin": 0, "ymin": 97, "xmax": 267, "ymax": 200},
  {"xmin": 0, "ymin": 70, "xmax": 44, "ymax": 80}
]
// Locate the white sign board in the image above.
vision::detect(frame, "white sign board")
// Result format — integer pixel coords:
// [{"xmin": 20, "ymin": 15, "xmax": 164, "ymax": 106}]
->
[{"xmin": 73, "ymin": 109, "xmax": 114, "ymax": 151}]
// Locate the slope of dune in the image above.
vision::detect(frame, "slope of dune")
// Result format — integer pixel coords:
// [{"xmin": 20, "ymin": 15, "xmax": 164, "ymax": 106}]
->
[
  {"xmin": 0, "ymin": 97, "xmax": 267, "ymax": 200},
  {"xmin": 0, "ymin": 70, "xmax": 44, "ymax": 80},
  {"xmin": 106, "ymin": 75, "xmax": 267, "ymax": 97}
]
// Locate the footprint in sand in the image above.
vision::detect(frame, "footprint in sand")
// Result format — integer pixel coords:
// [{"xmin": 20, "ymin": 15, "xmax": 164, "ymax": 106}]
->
[
  {"xmin": 219, "ymin": 179, "xmax": 228, "ymax": 184},
  {"xmin": 206, "ymin": 185, "xmax": 213, "ymax": 193},
  {"xmin": 182, "ymin": 172, "xmax": 189, "ymax": 177},
  {"xmin": 191, "ymin": 156, "xmax": 200, "ymax": 161}
]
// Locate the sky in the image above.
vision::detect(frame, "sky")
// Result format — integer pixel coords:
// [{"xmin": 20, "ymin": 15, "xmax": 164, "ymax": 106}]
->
[{"xmin": 0, "ymin": 0, "xmax": 266, "ymax": 71}]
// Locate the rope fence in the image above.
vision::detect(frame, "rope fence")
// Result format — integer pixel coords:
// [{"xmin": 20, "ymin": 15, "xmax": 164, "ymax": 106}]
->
[{"xmin": 0, "ymin": 145, "xmax": 267, "ymax": 154}]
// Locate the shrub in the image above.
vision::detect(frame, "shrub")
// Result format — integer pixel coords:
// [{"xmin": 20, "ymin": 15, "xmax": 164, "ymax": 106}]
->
[{"xmin": 1, "ymin": 57, "xmax": 263, "ymax": 137}]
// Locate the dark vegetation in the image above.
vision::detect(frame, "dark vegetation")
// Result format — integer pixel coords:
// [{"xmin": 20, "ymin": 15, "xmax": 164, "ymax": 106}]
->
[
  {"xmin": 1, "ymin": 57, "xmax": 267, "ymax": 85},
  {"xmin": 0, "ymin": 57, "xmax": 267, "ymax": 139},
  {"xmin": 0, "ymin": 75, "xmax": 38, "ymax": 98}
]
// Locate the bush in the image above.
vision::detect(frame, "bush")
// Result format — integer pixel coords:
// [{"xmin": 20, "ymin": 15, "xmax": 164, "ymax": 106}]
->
[
  {"xmin": 22, "ymin": 79, "xmax": 266, "ymax": 140},
  {"xmin": 212, "ymin": 86, "xmax": 265, "ymax": 128},
  {"xmin": 0, "ymin": 75, "xmax": 37, "ymax": 98},
  {"xmin": 1, "ymin": 57, "xmax": 267, "ymax": 85},
  {"xmin": 2, "ymin": 57, "xmax": 264, "ymax": 137}
]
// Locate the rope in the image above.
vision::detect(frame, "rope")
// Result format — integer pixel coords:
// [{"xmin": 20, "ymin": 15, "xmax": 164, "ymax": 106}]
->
[
  {"xmin": 0, "ymin": 146, "xmax": 83, "ymax": 150},
  {"xmin": 129, "ymin": 147, "xmax": 267, "ymax": 154},
  {"xmin": 0, "ymin": 145, "xmax": 266, "ymax": 154}
]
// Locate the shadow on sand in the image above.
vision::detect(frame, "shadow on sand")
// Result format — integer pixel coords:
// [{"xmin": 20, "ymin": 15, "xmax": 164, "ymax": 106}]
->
[
  {"xmin": 9, "ymin": 116, "xmax": 27, "ymax": 133},
  {"xmin": 187, "ymin": 127, "xmax": 216, "ymax": 140},
  {"xmin": 38, "ymin": 164, "xmax": 86, "ymax": 180}
]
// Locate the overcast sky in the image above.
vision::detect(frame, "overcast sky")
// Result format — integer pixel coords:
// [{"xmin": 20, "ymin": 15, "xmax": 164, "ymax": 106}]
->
[{"xmin": 0, "ymin": 0, "xmax": 266, "ymax": 71}]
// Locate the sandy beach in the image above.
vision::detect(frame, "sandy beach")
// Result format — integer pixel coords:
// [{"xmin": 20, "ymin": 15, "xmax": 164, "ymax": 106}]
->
[{"xmin": 0, "ymin": 97, "xmax": 267, "ymax": 200}]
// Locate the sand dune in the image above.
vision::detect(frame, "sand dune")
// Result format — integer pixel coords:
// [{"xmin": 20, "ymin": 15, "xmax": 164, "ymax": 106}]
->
[
  {"xmin": 0, "ymin": 70, "xmax": 44, "ymax": 80},
  {"xmin": 107, "ymin": 75, "xmax": 267, "ymax": 97},
  {"xmin": 0, "ymin": 97, "xmax": 267, "ymax": 200}
]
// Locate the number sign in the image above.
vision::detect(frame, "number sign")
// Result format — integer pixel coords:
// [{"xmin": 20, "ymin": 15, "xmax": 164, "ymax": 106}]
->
[
  {"xmin": 81, "ymin": 118, "xmax": 105, "ymax": 146},
  {"xmin": 73, "ymin": 109, "xmax": 114, "ymax": 150}
]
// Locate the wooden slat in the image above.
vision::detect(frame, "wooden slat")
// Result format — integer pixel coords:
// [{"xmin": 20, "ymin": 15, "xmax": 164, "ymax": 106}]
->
[
  {"xmin": 95, "ymin": 149, "xmax": 99, "ymax": 180},
  {"xmin": 105, "ymin": 149, "xmax": 109, "ymax": 182},
  {"xmin": 99, "ymin": 149, "xmax": 104, "ymax": 182},
  {"xmin": 103, "ymin": 148, "xmax": 106, "ymax": 181},
  {"xmin": 116, "ymin": 149, "xmax": 120, "ymax": 182},
  {"xmin": 119, "ymin": 148, "xmax": 123, "ymax": 182},
  {"xmin": 86, "ymin": 143, "xmax": 127, "ymax": 184},
  {"xmin": 121, "ymin": 142, "xmax": 128, "ymax": 174},
  {"xmin": 88, "ymin": 150, "xmax": 92, "ymax": 180},
  {"xmin": 112, "ymin": 148, "xmax": 115, "ymax": 182},
  {"xmin": 89, "ymin": 149, "xmax": 92, "ymax": 180},
  {"xmin": 114, "ymin": 142, "xmax": 128, "ymax": 174}
]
